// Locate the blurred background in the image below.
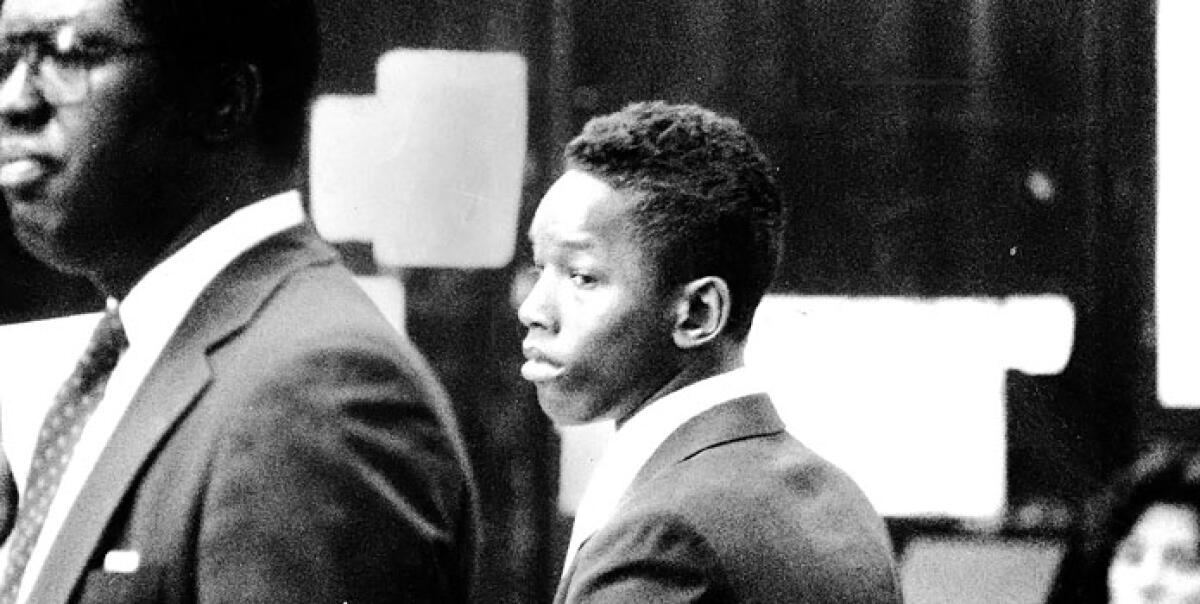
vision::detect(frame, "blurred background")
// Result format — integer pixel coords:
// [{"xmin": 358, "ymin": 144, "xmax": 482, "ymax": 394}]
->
[{"xmin": 0, "ymin": 1, "xmax": 1166, "ymax": 602}]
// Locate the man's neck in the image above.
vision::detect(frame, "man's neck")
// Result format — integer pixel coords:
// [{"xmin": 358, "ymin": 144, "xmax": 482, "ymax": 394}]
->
[{"xmin": 90, "ymin": 157, "xmax": 298, "ymax": 299}]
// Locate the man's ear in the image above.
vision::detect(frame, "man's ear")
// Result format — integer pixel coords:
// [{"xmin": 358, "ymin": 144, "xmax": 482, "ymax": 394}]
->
[
  {"xmin": 199, "ymin": 63, "xmax": 261, "ymax": 143},
  {"xmin": 671, "ymin": 276, "xmax": 731, "ymax": 349}
]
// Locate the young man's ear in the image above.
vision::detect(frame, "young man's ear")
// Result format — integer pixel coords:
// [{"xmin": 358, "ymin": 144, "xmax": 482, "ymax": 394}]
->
[
  {"xmin": 671, "ymin": 276, "xmax": 732, "ymax": 349},
  {"xmin": 200, "ymin": 63, "xmax": 261, "ymax": 143}
]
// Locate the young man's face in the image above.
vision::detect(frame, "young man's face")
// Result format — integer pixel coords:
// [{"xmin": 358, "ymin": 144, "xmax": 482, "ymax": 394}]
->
[
  {"xmin": 0, "ymin": 0, "xmax": 183, "ymax": 278},
  {"xmin": 519, "ymin": 169, "xmax": 681, "ymax": 426}
]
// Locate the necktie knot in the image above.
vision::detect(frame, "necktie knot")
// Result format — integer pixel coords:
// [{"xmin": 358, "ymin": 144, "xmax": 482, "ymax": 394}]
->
[{"xmin": 70, "ymin": 307, "xmax": 128, "ymax": 395}]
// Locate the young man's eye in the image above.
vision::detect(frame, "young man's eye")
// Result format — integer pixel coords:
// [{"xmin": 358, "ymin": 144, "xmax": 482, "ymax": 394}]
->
[{"xmin": 570, "ymin": 272, "xmax": 596, "ymax": 287}]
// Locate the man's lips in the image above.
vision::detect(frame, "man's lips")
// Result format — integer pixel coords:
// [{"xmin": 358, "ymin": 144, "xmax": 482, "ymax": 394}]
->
[
  {"xmin": 521, "ymin": 345, "xmax": 565, "ymax": 382},
  {"xmin": 0, "ymin": 154, "xmax": 56, "ymax": 192}
]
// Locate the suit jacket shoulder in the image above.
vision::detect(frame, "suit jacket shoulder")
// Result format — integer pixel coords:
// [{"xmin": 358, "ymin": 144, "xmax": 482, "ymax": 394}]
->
[
  {"xmin": 34, "ymin": 225, "xmax": 477, "ymax": 604},
  {"xmin": 559, "ymin": 394, "xmax": 901, "ymax": 604}
]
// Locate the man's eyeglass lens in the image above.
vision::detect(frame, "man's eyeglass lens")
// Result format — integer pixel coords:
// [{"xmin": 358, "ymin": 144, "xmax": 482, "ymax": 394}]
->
[{"xmin": 0, "ymin": 37, "xmax": 155, "ymax": 105}]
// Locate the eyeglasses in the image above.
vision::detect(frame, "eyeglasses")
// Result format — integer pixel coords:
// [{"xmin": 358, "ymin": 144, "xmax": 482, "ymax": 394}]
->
[{"xmin": 0, "ymin": 26, "xmax": 156, "ymax": 106}]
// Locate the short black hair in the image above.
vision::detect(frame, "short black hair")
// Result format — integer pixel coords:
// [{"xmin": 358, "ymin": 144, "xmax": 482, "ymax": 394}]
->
[
  {"xmin": 564, "ymin": 101, "xmax": 784, "ymax": 341},
  {"xmin": 122, "ymin": 0, "xmax": 320, "ymax": 162},
  {"xmin": 1047, "ymin": 442, "xmax": 1200, "ymax": 603}
]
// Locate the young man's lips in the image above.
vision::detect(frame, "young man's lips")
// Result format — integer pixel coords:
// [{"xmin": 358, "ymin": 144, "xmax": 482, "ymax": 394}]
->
[
  {"xmin": 521, "ymin": 358, "xmax": 564, "ymax": 382},
  {"xmin": 521, "ymin": 345, "xmax": 565, "ymax": 382}
]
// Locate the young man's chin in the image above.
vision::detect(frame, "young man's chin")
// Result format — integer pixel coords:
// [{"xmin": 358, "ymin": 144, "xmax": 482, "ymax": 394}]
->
[{"xmin": 536, "ymin": 390, "xmax": 611, "ymax": 427}]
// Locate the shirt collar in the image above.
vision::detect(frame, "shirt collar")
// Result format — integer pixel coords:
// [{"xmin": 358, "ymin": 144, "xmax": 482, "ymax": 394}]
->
[
  {"xmin": 118, "ymin": 191, "xmax": 306, "ymax": 353},
  {"xmin": 602, "ymin": 365, "xmax": 765, "ymax": 494},
  {"xmin": 617, "ymin": 366, "xmax": 763, "ymax": 441},
  {"xmin": 564, "ymin": 366, "xmax": 765, "ymax": 573}
]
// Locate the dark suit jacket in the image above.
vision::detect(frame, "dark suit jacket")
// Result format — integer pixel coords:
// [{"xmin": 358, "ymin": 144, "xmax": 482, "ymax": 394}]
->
[
  {"xmin": 555, "ymin": 394, "xmax": 901, "ymax": 603},
  {"xmin": 24, "ymin": 225, "xmax": 477, "ymax": 603}
]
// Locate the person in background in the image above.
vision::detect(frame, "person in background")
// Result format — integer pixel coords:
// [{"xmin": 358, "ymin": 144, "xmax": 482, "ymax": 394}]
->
[
  {"xmin": 518, "ymin": 100, "xmax": 902, "ymax": 603},
  {"xmin": 0, "ymin": 0, "xmax": 476, "ymax": 601},
  {"xmin": 1047, "ymin": 442, "xmax": 1200, "ymax": 604}
]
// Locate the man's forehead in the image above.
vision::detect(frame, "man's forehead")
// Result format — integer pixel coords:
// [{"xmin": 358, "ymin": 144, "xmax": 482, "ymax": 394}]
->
[{"xmin": 0, "ymin": 0, "xmax": 130, "ymax": 34}]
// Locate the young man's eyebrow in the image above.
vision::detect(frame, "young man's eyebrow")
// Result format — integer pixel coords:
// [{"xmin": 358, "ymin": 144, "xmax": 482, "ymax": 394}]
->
[
  {"xmin": 527, "ymin": 230, "xmax": 595, "ymax": 250},
  {"xmin": 557, "ymin": 237, "xmax": 595, "ymax": 251}
]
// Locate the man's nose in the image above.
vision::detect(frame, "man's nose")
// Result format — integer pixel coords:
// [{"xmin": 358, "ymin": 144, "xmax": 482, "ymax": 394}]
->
[{"xmin": 0, "ymin": 62, "xmax": 51, "ymax": 129}]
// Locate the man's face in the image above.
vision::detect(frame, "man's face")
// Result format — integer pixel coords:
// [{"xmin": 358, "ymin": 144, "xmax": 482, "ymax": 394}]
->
[
  {"xmin": 0, "ymin": 0, "xmax": 181, "ymax": 277},
  {"xmin": 518, "ymin": 169, "xmax": 681, "ymax": 426}
]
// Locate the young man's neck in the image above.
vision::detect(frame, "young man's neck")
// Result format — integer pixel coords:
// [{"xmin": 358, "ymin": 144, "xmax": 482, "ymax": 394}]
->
[{"xmin": 614, "ymin": 342, "xmax": 745, "ymax": 429}]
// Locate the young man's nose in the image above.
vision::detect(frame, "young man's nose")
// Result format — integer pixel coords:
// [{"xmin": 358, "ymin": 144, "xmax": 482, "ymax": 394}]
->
[{"xmin": 517, "ymin": 273, "xmax": 555, "ymax": 330}]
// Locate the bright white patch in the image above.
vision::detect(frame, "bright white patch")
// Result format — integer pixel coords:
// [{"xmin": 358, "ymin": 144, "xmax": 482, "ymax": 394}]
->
[
  {"xmin": 102, "ymin": 549, "xmax": 140, "ymax": 574},
  {"xmin": 1157, "ymin": 2, "xmax": 1200, "ymax": 408},
  {"xmin": 0, "ymin": 313, "xmax": 100, "ymax": 495},
  {"xmin": 558, "ymin": 294, "xmax": 1076, "ymax": 519},
  {"xmin": 309, "ymin": 51, "xmax": 527, "ymax": 269}
]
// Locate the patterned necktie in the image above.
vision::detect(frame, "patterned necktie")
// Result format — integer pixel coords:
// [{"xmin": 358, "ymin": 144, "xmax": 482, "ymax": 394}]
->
[
  {"xmin": 0, "ymin": 307, "xmax": 128, "ymax": 602},
  {"xmin": 0, "ymin": 450, "xmax": 15, "ymax": 545}
]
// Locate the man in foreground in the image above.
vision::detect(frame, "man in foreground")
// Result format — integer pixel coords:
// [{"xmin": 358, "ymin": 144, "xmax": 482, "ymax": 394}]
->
[
  {"xmin": 519, "ymin": 101, "xmax": 902, "ymax": 602},
  {"xmin": 0, "ymin": 0, "xmax": 476, "ymax": 601}
]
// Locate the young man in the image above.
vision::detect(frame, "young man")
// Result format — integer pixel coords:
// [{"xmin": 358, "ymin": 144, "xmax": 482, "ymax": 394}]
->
[
  {"xmin": 520, "ymin": 101, "xmax": 902, "ymax": 602},
  {"xmin": 0, "ymin": 0, "xmax": 476, "ymax": 601}
]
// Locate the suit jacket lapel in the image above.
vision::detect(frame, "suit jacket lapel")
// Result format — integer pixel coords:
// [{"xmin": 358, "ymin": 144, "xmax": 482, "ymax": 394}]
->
[
  {"xmin": 556, "ymin": 394, "xmax": 787, "ymax": 595},
  {"xmin": 624, "ymin": 393, "xmax": 785, "ymax": 499},
  {"xmin": 28, "ymin": 225, "xmax": 338, "ymax": 603}
]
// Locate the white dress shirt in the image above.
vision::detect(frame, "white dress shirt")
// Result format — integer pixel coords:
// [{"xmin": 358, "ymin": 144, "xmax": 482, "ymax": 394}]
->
[
  {"xmin": 562, "ymin": 366, "xmax": 765, "ymax": 575},
  {"xmin": 5, "ymin": 191, "xmax": 305, "ymax": 603}
]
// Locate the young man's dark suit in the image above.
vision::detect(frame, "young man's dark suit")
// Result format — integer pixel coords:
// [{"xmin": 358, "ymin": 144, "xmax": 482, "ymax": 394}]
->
[
  {"xmin": 556, "ymin": 394, "xmax": 901, "ymax": 603},
  {"xmin": 25, "ymin": 225, "xmax": 476, "ymax": 603}
]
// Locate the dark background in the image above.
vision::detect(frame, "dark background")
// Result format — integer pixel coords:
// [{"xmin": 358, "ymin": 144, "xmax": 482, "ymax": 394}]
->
[{"xmin": 0, "ymin": 2, "xmax": 1160, "ymax": 601}]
